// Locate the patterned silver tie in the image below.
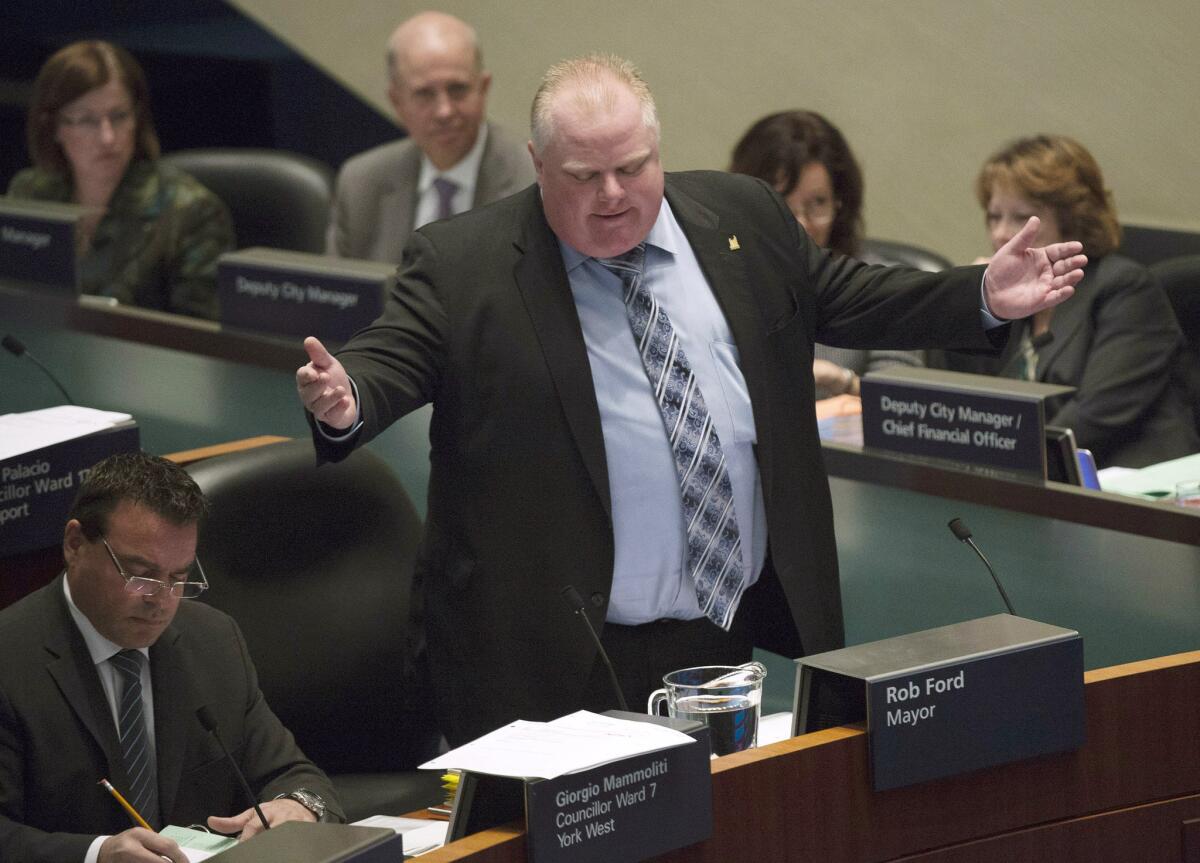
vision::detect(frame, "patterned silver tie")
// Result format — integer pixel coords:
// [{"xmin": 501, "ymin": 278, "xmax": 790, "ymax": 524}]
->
[
  {"xmin": 111, "ymin": 649, "xmax": 159, "ymax": 827},
  {"xmin": 432, "ymin": 176, "xmax": 459, "ymax": 221},
  {"xmin": 596, "ymin": 243, "xmax": 746, "ymax": 629}
]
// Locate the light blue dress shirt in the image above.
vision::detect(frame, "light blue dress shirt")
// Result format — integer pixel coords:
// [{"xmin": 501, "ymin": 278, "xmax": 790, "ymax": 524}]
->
[{"xmin": 560, "ymin": 199, "xmax": 767, "ymax": 625}]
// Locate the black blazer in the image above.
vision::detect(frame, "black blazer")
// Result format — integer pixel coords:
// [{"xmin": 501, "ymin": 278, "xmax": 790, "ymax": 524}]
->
[
  {"xmin": 0, "ymin": 577, "xmax": 341, "ymax": 863},
  {"xmin": 316, "ymin": 171, "xmax": 997, "ymax": 745},
  {"xmin": 944, "ymin": 254, "xmax": 1199, "ymax": 468}
]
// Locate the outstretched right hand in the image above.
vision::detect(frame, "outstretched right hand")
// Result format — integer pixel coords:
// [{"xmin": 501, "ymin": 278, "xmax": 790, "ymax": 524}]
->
[
  {"xmin": 98, "ymin": 827, "xmax": 186, "ymax": 862},
  {"xmin": 296, "ymin": 336, "xmax": 358, "ymax": 430}
]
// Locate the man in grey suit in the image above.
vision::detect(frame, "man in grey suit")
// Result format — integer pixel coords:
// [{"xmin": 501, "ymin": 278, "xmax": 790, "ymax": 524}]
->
[{"xmin": 326, "ymin": 11, "xmax": 533, "ymax": 262}]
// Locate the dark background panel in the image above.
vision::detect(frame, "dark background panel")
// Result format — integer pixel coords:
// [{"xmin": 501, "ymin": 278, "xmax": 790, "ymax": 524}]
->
[{"xmin": 0, "ymin": 0, "xmax": 399, "ymax": 189}]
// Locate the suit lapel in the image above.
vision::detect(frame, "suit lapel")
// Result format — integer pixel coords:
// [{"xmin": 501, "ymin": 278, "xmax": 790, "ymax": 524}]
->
[
  {"xmin": 473, "ymin": 122, "xmax": 512, "ymax": 208},
  {"xmin": 151, "ymin": 623, "xmax": 198, "ymax": 821},
  {"xmin": 1035, "ymin": 268, "xmax": 1093, "ymax": 374},
  {"xmin": 380, "ymin": 147, "xmax": 420, "ymax": 261},
  {"xmin": 664, "ymin": 178, "xmax": 776, "ymax": 481},
  {"xmin": 513, "ymin": 190, "xmax": 613, "ymax": 517},
  {"xmin": 42, "ymin": 579, "xmax": 125, "ymax": 784}
]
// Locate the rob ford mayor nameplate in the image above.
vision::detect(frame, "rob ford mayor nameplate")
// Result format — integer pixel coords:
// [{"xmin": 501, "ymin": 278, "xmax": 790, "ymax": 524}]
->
[
  {"xmin": 861, "ymin": 366, "xmax": 1073, "ymax": 477},
  {"xmin": 794, "ymin": 614, "xmax": 1084, "ymax": 791}
]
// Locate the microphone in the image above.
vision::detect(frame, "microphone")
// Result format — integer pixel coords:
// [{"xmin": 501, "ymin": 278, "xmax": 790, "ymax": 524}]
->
[
  {"xmin": 947, "ymin": 518, "xmax": 1016, "ymax": 615},
  {"xmin": 196, "ymin": 706, "xmax": 271, "ymax": 833},
  {"xmin": 559, "ymin": 585, "xmax": 629, "ymax": 711},
  {"xmin": 2, "ymin": 333, "xmax": 75, "ymax": 404}
]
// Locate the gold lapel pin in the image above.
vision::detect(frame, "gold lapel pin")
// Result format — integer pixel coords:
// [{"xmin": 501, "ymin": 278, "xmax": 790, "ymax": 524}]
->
[{"xmin": 728, "ymin": 235, "xmax": 740, "ymax": 251}]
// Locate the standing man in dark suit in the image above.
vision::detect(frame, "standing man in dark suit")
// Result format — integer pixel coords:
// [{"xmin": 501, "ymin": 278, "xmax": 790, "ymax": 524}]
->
[
  {"xmin": 326, "ymin": 10, "xmax": 533, "ymax": 262},
  {"xmin": 0, "ymin": 453, "xmax": 341, "ymax": 863},
  {"xmin": 297, "ymin": 54, "xmax": 1086, "ymax": 747}
]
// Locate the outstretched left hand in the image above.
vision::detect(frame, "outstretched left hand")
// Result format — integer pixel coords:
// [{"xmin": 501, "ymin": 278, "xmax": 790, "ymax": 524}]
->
[{"xmin": 983, "ymin": 216, "xmax": 1087, "ymax": 320}]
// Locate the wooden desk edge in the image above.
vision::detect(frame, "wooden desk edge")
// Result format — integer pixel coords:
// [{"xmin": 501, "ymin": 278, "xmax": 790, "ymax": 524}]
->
[{"xmin": 165, "ymin": 435, "xmax": 290, "ymax": 465}]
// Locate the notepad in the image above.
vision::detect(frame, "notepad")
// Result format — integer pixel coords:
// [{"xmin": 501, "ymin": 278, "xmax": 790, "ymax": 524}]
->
[{"xmin": 160, "ymin": 825, "xmax": 237, "ymax": 861}]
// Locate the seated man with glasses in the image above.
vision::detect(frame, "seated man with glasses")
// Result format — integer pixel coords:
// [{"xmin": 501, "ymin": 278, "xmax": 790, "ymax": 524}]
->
[{"xmin": 0, "ymin": 452, "xmax": 342, "ymax": 863}]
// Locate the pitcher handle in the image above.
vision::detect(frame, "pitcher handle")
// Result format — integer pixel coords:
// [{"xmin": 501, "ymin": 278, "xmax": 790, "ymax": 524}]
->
[{"xmin": 647, "ymin": 687, "xmax": 668, "ymax": 716}]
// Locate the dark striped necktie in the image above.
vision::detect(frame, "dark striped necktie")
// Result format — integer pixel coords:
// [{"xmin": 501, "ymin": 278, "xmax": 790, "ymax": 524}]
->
[
  {"xmin": 596, "ymin": 243, "xmax": 746, "ymax": 629},
  {"xmin": 111, "ymin": 649, "xmax": 159, "ymax": 828}
]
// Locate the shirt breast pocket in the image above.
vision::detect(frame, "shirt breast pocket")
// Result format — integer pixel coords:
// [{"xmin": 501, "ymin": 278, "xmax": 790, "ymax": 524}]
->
[{"xmin": 708, "ymin": 340, "xmax": 757, "ymax": 444}]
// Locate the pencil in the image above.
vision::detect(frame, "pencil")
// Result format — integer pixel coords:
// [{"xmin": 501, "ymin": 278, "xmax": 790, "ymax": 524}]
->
[{"xmin": 99, "ymin": 778, "xmax": 152, "ymax": 830}]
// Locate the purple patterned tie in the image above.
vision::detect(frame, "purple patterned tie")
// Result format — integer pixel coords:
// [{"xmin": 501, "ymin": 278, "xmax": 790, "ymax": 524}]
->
[
  {"xmin": 432, "ymin": 176, "xmax": 459, "ymax": 221},
  {"xmin": 596, "ymin": 243, "xmax": 746, "ymax": 629}
]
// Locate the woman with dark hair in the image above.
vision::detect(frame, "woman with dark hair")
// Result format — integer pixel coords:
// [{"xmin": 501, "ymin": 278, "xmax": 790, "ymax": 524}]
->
[
  {"xmin": 7, "ymin": 40, "xmax": 233, "ymax": 319},
  {"xmin": 966, "ymin": 134, "xmax": 1197, "ymax": 467},
  {"xmin": 730, "ymin": 110, "xmax": 922, "ymax": 410}
]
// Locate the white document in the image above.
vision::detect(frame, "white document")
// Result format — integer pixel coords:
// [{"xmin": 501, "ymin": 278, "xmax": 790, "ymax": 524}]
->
[
  {"xmin": 353, "ymin": 815, "xmax": 448, "ymax": 856},
  {"xmin": 420, "ymin": 710, "xmax": 694, "ymax": 780},
  {"xmin": 0, "ymin": 405, "xmax": 133, "ymax": 461}
]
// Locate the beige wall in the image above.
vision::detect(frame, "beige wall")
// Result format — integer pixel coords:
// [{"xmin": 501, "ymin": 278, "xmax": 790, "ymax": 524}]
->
[{"xmin": 233, "ymin": 0, "xmax": 1200, "ymax": 264}]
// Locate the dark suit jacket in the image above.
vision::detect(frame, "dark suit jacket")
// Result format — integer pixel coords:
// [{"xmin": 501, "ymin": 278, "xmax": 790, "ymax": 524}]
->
[
  {"xmin": 315, "ymin": 170, "xmax": 997, "ymax": 745},
  {"xmin": 941, "ymin": 254, "xmax": 1199, "ymax": 468},
  {"xmin": 0, "ymin": 577, "xmax": 341, "ymax": 863},
  {"xmin": 326, "ymin": 120, "xmax": 534, "ymax": 263}
]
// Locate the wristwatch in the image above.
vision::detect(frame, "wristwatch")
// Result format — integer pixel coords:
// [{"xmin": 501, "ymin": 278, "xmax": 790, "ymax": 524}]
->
[{"xmin": 278, "ymin": 788, "xmax": 330, "ymax": 822}]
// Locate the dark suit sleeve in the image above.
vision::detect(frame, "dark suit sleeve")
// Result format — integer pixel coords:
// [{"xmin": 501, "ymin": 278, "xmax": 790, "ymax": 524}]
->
[
  {"xmin": 311, "ymin": 229, "xmax": 448, "ymax": 461},
  {"xmin": 0, "ymin": 670, "xmax": 95, "ymax": 863},
  {"xmin": 221, "ymin": 618, "xmax": 345, "ymax": 822}
]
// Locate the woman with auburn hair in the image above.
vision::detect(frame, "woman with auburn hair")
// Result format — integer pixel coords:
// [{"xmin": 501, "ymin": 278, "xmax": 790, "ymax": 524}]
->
[
  {"xmin": 7, "ymin": 40, "xmax": 232, "ymax": 319},
  {"xmin": 730, "ymin": 110, "xmax": 923, "ymax": 415},
  {"xmin": 963, "ymin": 134, "xmax": 1197, "ymax": 468}
]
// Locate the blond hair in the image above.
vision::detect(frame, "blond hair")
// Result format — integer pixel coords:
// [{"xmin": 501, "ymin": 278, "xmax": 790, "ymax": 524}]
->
[{"xmin": 530, "ymin": 53, "xmax": 658, "ymax": 152}]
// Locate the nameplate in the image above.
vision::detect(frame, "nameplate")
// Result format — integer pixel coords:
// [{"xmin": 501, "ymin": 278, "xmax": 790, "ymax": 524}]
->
[
  {"xmin": 1, "ymin": 424, "xmax": 140, "ymax": 556},
  {"xmin": 217, "ymin": 247, "xmax": 393, "ymax": 342},
  {"xmin": 0, "ymin": 196, "xmax": 84, "ymax": 294},
  {"xmin": 524, "ymin": 732, "xmax": 712, "ymax": 863},
  {"xmin": 860, "ymin": 367, "xmax": 1073, "ymax": 477},
  {"xmin": 794, "ymin": 614, "xmax": 1084, "ymax": 791}
]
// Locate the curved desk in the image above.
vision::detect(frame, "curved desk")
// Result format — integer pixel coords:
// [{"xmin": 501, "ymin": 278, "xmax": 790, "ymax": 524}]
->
[{"xmin": 418, "ymin": 652, "xmax": 1200, "ymax": 863}]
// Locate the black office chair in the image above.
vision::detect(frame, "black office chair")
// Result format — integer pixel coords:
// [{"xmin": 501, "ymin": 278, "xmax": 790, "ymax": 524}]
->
[
  {"xmin": 1150, "ymin": 255, "xmax": 1200, "ymax": 435},
  {"xmin": 1119, "ymin": 225, "xmax": 1200, "ymax": 267},
  {"xmin": 161, "ymin": 148, "xmax": 333, "ymax": 253},
  {"xmin": 861, "ymin": 237, "xmax": 953, "ymax": 272},
  {"xmin": 185, "ymin": 439, "xmax": 443, "ymax": 820}
]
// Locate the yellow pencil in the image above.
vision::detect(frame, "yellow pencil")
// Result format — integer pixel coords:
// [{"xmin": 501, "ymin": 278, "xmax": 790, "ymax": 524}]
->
[{"xmin": 99, "ymin": 778, "xmax": 152, "ymax": 830}]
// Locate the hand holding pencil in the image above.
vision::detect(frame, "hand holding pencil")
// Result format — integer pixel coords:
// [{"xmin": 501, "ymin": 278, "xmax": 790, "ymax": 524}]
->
[{"xmin": 98, "ymin": 778, "xmax": 186, "ymax": 862}]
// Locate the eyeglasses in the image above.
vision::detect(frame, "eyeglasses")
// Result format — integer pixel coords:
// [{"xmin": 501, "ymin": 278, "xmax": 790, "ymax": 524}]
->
[
  {"xmin": 58, "ymin": 107, "xmax": 135, "ymax": 134},
  {"xmin": 791, "ymin": 197, "xmax": 839, "ymax": 227},
  {"xmin": 101, "ymin": 536, "xmax": 209, "ymax": 599}
]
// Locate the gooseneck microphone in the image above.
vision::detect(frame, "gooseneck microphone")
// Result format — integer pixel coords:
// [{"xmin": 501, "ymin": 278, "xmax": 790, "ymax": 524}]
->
[
  {"xmin": 559, "ymin": 584, "xmax": 629, "ymax": 711},
  {"xmin": 2, "ymin": 333, "xmax": 75, "ymax": 405},
  {"xmin": 196, "ymin": 706, "xmax": 271, "ymax": 833},
  {"xmin": 947, "ymin": 518, "xmax": 1017, "ymax": 616}
]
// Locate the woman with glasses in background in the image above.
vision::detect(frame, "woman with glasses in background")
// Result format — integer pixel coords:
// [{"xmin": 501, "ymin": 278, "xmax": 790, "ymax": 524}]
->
[
  {"xmin": 7, "ymin": 40, "xmax": 233, "ymax": 320},
  {"xmin": 730, "ymin": 110, "xmax": 922, "ymax": 416}
]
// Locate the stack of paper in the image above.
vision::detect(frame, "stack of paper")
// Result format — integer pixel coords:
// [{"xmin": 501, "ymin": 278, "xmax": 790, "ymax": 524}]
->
[
  {"xmin": 420, "ymin": 710, "xmax": 694, "ymax": 780},
  {"xmin": 0, "ymin": 405, "xmax": 133, "ymax": 461}
]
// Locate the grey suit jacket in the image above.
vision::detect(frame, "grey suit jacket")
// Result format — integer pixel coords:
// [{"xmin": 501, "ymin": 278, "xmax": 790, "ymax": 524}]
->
[
  {"xmin": 0, "ymin": 577, "xmax": 342, "ymax": 863},
  {"xmin": 326, "ymin": 120, "xmax": 534, "ymax": 262}
]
